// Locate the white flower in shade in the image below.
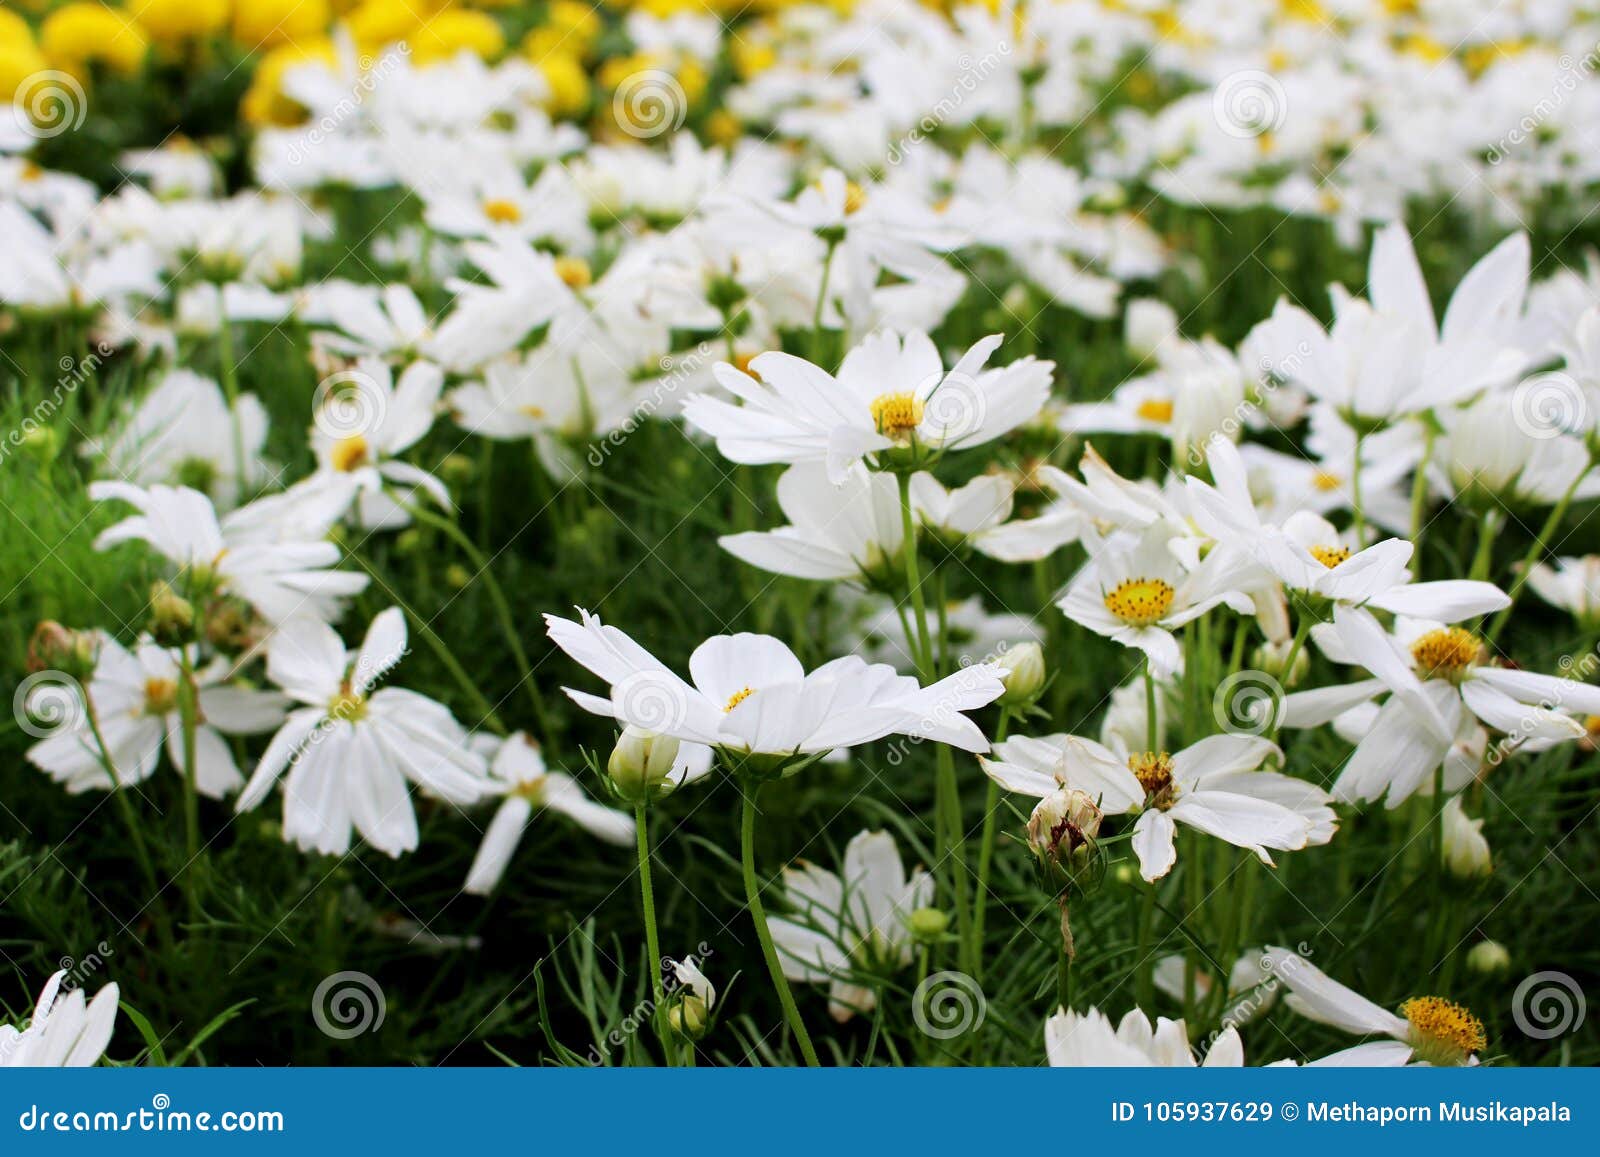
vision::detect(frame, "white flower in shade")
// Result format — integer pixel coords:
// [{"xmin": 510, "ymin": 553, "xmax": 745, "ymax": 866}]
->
[
  {"xmin": 428, "ymin": 237, "xmax": 578, "ymax": 372},
  {"xmin": 1524, "ymin": 555, "xmax": 1600, "ymax": 624},
  {"xmin": 0, "ymin": 971, "xmax": 119, "ymax": 1068},
  {"xmin": 718, "ymin": 462, "xmax": 905, "ymax": 584},
  {"xmin": 768, "ymin": 829, "xmax": 933, "ymax": 1021},
  {"xmin": 1281, "ymin": 607, "xmax": 1600, "ymax": 807},
  {"xmin": 1434, "ymin": 391, "xmax": 1597, "ymax": 506},
  {"xmin": 683, "ymin": 330, "xmax": 1051, "ymax": 483},
  {"xmin": 87, "ymin": 369, "xmax": 270, "ymax": 510},
  {"xmin": 463, "ymin": 733, "xmax": 634, "ymax": 896},
  {"xmin": 1441, "ymin": 796, "xmax": 1492, "ymax": 879},
  {"xmin": 1065, "ymin": 336, "xmax": 1246, "ymax": 464},
  {"xmin": 1057, "ymin": 530, "xmax": 1256, "ymax": 676},
  {"xmin": 981, "ymin": 733, "xmax": 1332, "ymax": 882},
  {"xmin": 311, "ymin": 355, "xmax": 449, "ymax": 529},
  {"xmin": 605, "ymin": 725, "xmax": 714, "ymax": 803},
  {"xmin": 1245, "ymin": 225, "xmax": 1531, "ymax": 424},
  {"xmin": 308, "ymin": 282, "xmax": 436, "ymax": 363},
  {"xmin": 667, "ymin": 954, "xmax": 717, "ymax": 1039},
  {"xmin": 1267, "ymin": 947, "xmax": 1484, "ymax": 1066},
  {"xmin": 236, "ymin": 608, "xmax": 490, "ymax": 857},
  {"xmin": 1044, "ymin": 1006, "xmax": 1243, "ymax": 1067},
  {"xmin": 544, "ymin": 609, "xmax": 1007, "ymax": 760},
  {"xmin": 89, "ymin": 482, "xmax": 369, "ymax": 625},
  {"xmin": 1152, "ymin": 952, "xmax": 1280, "ymax": 1026},
  {"xmin": 27, "ymin": 636, "xmax": 287, "ymax": 799}
]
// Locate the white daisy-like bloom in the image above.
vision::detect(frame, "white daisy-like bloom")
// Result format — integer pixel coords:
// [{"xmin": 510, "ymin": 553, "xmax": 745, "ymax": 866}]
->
[
  {"xmin": 310, "ymin": 355, "xmax": 450, "ymax": 530},
  {"xmin": 981, "ymin": 733, "xmax": 1333, "ymax": 882},
  {"xmin": 1281, "ymin": 606, "xmax": 1600, "ymax": 807},
  {"xmin": 307, "ymin": 281, "xmax": 436, "ymax": 363},
  {"xmin": 1441, "ymin": 795, "xmax": 1492, "ymax": 878},
  {"xmin": 428, "ymin": 236, "xmax": 580, "ymax": 372},
  {"xmin": 1267, "ymin": 947, "xmax": 1484, "ymax": 1066},
  {"xmin": 683, "ymin": 329, "xmax": 1052, "ymax": 483},
  {"xmin": 1524, "ymin": 555, "xmax": 1600, "ymax": 624},
  {"xmin": 544, "ymin": 609, "xmax": 1007, "ymax": 760},
  {"xmin": 1044, "ymin": 1006, "xmax": 1243, "ymax": 1067},
  {"xmin": 0, "ymin": 971, "xmax": 119, "ymax": 1068},
  {"xmin": 88, "ymin": 481, "xmax": 369, "ymax": 625},
  {"xmin": 718, "ymin": 462, "xmax": 906, "ymax": 584},
  {"xmin": 236, "ymin": 608, "xmax": 490, "ymax": 857},
  {"xmin": 87, "ymin": 369, "xmax": 271, "ymax": 510},
  {"xmin": 27, "ymin": 635, "xmax": 287, "ymax": 799},
  {"xmin": 1433, "ymin": 390, "xmax": 1598, "ymax": 507},
  {"xmin": 1151, "ymin": 951, "xmax": 1280, "ymax": 1027},
  {"xmin": 1064, "ymin": 335, "xmax": 1246, "ymax": 463},
  {"xmin": 1057, "ymin": 530, "xmax": 1256, "ymax": 676},
  {"xmin": 462, "ymin": 733, "xmax": 634, "ymax": 896},
  {"xmin": 768, "ymin": 829, "xmax": 933, "ymax": 1021}
]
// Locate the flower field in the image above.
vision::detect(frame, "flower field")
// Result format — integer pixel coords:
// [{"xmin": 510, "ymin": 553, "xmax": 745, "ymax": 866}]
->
[{"xmin": 1, "ymin": 0, "xmax": 1598, "ymax": 1068}]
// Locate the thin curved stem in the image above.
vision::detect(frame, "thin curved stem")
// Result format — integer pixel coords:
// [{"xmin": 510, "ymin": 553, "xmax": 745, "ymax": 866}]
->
[
  {"xmin": 740, "ymin": 781, "xmax": 820, "ymax": 1067},
  {"xmin": 634, "ymin": 803, "xmax": 673, "ymax": 1066}
]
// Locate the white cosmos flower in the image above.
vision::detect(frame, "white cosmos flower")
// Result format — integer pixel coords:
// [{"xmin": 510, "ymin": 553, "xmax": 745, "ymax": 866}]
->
[
  {"xmin": 311, "ymin": 355, "xmax": 449, "ymax": 529},
  {"xmin": 1433, "ymin": 390, "xmax": 1598, "ymax": 507},
  {"xmin": 27, "ymin": 635, "xmax": 286, "ymax": 799},
  {"xmin": 1057, "ymin": 529, "xmax": 1256, "ymax": 676},
  {"xmin": 1044, "ymin": 1006, "xmax": 1243, "ymax": 1067},
  {"xmin": 0, "ymin": 971, "xmax": 119, "ymax": 1068},
  {"xmin": 1282, "ymin": 606, "xmax": 1600, "ymax": 806},
  {"xmin": 768, "ymin": 829, "xmax": 933, "ymax": 1021},
  {"xmin": 89, "ymin": 481, "xmax": 369, "ymax": 625},
  {"xmin": 544, "ymin": 609, "xmax": 1007, "ymax": 759},
  {"xmin": 308, "ymin": 282, "xmax": 436, "ymax": 363},
  {"xmin": 1524, "ymin": 555, "xmax": 1600, "ymax": 624},
  {"xmin": 463, "ymin": 732, "xmax": 634, "ymax": 896},
  {"xmin": 683, "ymin": 329, "xmax": 1051, "ymax": 483},
  {"xmin": 981, "ymin": 733, "xmax": 1332, "ymax": 882},
  {"xmin": 1267, "ymin": 947, "xmax": 1484, "ymax": 1066},
  {"xmin": 719, "ymin": 462, "xmax": 905, "ymax": 584},
  {"xmin": 236, "ymin": 608, "xmax": 490, "ymax": 857}
]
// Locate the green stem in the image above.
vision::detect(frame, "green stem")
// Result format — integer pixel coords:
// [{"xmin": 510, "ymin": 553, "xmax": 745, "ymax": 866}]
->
[
  {"xmin": 971, "ymin": 706, "xmax": 1011, "ymax": 980},
  {"xmin": 175, "ymin": 651, "xmax": 203, "ymax": 926},
  {"xmin": 1350, "ymin": 428, "xmax": 1367, "ymax": 545},
  {"xmin": 1134, "ymin": 879, "xmax": 1158, "ymax": 1007},
  {"xmin": 1488, "ymin": 457, "xmax": 1592, "ymax": 644},
  {"xmin": 1143, "ymin": 659, "xmax": 1159, "ymax": 752},
  {"xmin": 1468, "ymin": 510, "xmax": 1499, "ymax": 583},
  {"xmin": 634, "ymin": 803, "xmax": 673, "ymax": 1066},
  {"xmin": 896, "ymin": 472, "xmax": 935, "ymax": 681},
  {"xmin": 214, "ymin": 305, "xmax": 248, "ymax": 508},
  {"xmin": 740, "ymin": 781, "xmax": 820, "ymax": 1066},
  {"xmin": 83, "ymin": 693, "xmax": 161, "ymax": 903}
]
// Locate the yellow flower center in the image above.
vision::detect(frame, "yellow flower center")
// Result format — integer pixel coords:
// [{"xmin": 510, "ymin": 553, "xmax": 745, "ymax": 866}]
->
[
  {"xmin": 1401, "ymin": 996, "xmax": 1485, "ymax": 1064},
  {"xmin": 869, "ymin": 392, "xmax": 924, "ymax": 438},
  {"xmin": 328, "ymin": 684, "xmax": 368, "ymax": 724},
  {"xmin": 724, "ymin": 687, "xmax": 754, "ymax": 712},
  {"xmin": 510, "ymin": 775, "xmax": 549, "ymax": 803},
  {"xmin": 143, "ymin": 677, "xmax": 179, "ymax": 716},
  {"xmin": 554, "ymin": 256, "xmax": 593, "ymax": 290},
  {"xmin": 1310, "ymin": 544, "xmax": 1352, "ymax": 568},
  {"xmin": 1136, "ymin": 398, "xmax": 1174, "ymax": 423},
  {"xmin": 1128, "ymin": 751, "xmax": 1178, "ymax": 809},
  {"xmin": 330, "ymin": 434, "xmax": 371, "ymax": 473},
  {"xmin": 843, "ymin": 181, "xmax": 866, "ymax": 215},
  {"xmin": 1102, "ymin": 578, "xmax": 1176, "ymax": 627},
  {"xmin": 1410, "ymin": 627, "xmax": 1482, "ymax": 679},
  {"xmin": 519, "ymin": 405, "xmax": 547, "ymax": 419},
  {"xmin": 482, "ymin": 198, "xmax": 523, "ymax": 224},
  {"xmin": 1310, "ymin": 470, "xmax": 1342, "ymax": 491}
]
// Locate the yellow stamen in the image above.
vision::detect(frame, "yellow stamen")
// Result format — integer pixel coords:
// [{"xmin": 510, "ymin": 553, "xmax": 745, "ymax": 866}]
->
[
  {"xmin": 519, "ymin": 405, "xmax": 547, "ymax": 420},
  {"xmin": 1136, "ymin": 398, "xmax": 1174, "ymax": 423},
  {"xmin": 1103, "ymin": 578, "xmax": 1176, "ymax": 627},
  {"xmin": 1401, "ymin": 996, "xmax": 1485, "ymax": 1063},
  {"xmin": 1128, "ymin": 751, "xmax": 1178, "ymax": 809},
  {"xmin": 328, "ymin": 684, "xmax": 367, "ymax": 724},
  {"xmin": 724, "ymin": 687, "xmax": 754, "ymax": 712},
  {"xmin": 1410, "ymin": 627, "xmax": 1482, "ymax": 678},
  {"xmin": 1310, "ymin": 544, "xmax": 1352, "ymax": 568},
  {"xmin": 1311, "ymin": 470, "xmax": 1342, "ymax": 491},
  {"xmin": 330, "ymin": 435, "xmax": 370, "ymax": 473},
  {"xmin": 843, "ymin": 181, "xmax": 866, "ymax": 215},
  {"xmin": 482, "ymin": 198, "xmax": 523, "ymax": 224},
  {"xmin": 143, "ymin": 677, "xmax": 178, "ymax": 716},
  {"xmin": 554, "ymin": 256, "xmax": 592, "ymax": 290},
  {"xmin": 869, "ymin": 392, "xmax": 924, "ymax": 438}
]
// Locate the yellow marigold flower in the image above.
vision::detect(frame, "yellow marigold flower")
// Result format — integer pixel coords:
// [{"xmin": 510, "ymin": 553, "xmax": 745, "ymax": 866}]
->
[
  {"xmin": 546, "ymin": 0, "xmax": 601, "ymax": 42},
  {"xmin": 598, "ymin": 51, "xmax": 663, "ymax": 93},
  {"xmin": 410, "ymin": 9, "xmax": 505, "ymax": 65},
  {"xmin": 126, "ymin": 0, "xmax": 230, "ymax": 43},
  {"xmin": 345, "ymin": 0, "xmax": 421, "ymax": 52},
  {"xmin": 537, "ymin": 52, "xmax": 589, "ymax": 117},
  {"xmin": 42, "ymin": 4, "xmax": 148, "ymax": 75},
  {"xmin": 0, "ymin": 40, "xmax": 50, "ymax": 101},
  {"xmin": 240, "ymin": 39, "xmax": 336, "ymax": 128},
  {"xmin": 730, "ymin": 39, "xmax": 775, "ymax": 79},
  {"xmin": 522, "ymin": 26, "xmax": 583, "ymax": 63},
  {"xmin": 232, "ymin": 0, "xmax": 330, "ymax": 51}
]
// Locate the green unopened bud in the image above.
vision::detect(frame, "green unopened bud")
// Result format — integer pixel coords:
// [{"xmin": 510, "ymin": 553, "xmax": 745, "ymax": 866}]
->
[
  {"xmin": 998, "ymin": 641, "xmax": 1047, "ymax": 707},
  {"xmin": 440, "ymin": 453, "xmax": 475, "ymax": 486},
  {"xmin": 1442, "ymin": 796, "xmax": 1492, "ymax": 879},
  {"xmin": 20, "ymin": 423, "xmax": 60, "ymax": 464},
  {"xmin": 1252, "ymin": 639, "xmax": 1309, "ymax": 688},
  {"xmin": 668, "ymin": 995, "xmax": 709, "ymax": 1040},
  {"xmin": 148, "ymin": 581, "xmax": 196, "ymax": 646},
  {"xmin": 204, "ymin": 596, "xmax": 263, "ymax": 654},
  {"xmin": 27, "ymin": 621, "xmax": 98, "ymax": 682},
  {"xmin": 444, "ymin": 564, "xmax": 472, "ymax": 590},
  {"xmin": 1028, "ymin": 786, "xmax": 1103, "ymax": 895},
  {"xmin": 907, "ymin": 907, "xmax": 949, "ymax": 943},
  {"xmin": 393, "ymin": 528, "xmax": 424, "ymax": 556},
  {"xmin": 1467, "ymin": 940, "xmax": 1511, "ymax": 975},
  {"xmin": 607, "ymin": 725, "xmax": 681, "ymax": 803}
]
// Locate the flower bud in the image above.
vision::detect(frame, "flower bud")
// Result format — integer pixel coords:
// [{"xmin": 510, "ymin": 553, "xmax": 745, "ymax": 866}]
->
[
  {"xmin": 1466, "ymin": 940, "xmax": 1511, "ymax": 975},
  {"xmin": 1442, "ymin": 796, "xmax": 1491, "ymax": 879},
  {"xmin": 26, "ymin": 621, "xmax": 98, "ymax": 682},
  {"xmin": 668, "ymin": 995, "xmax": 709, "ymax": 1040},
  {"xmin": 607, "ymin": 726, "xmax": 681, "ymax": 803},
  {"xmin": 1252, "ymin": 638, "xmax": 1309, "ymax": 688},
  {"xmin": 444, "ymin": 564, "xmax": 472, "ymax": 590},
  {"xmin": 148, "ymin": 581, "xmax": 196, "ymax": 647},
  {"xmin": 998, "ymin": 641, "xmax": 1047, "ymax": 707},
  {"xmin": 1027, "ymin": 786, "xmax": 1102, "ymax": 890},
  {"xmin": 666, "ymin": 956, "xmax": 715, "ymax": 1040},
  {"xmin": 907, "ymin": 907, "xmax": 949, "ymax": 943}
]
